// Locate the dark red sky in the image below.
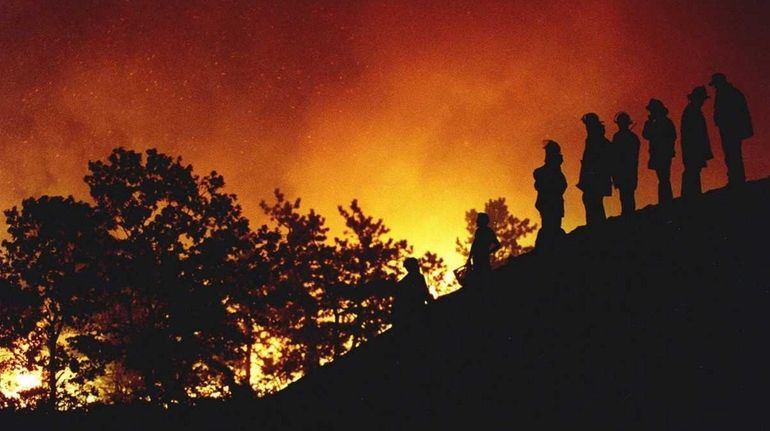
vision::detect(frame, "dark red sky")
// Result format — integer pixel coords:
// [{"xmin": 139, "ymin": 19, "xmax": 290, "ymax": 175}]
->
[{"xmin": 0, "ymin": 0, "xmax": 768, "ymax": 267}]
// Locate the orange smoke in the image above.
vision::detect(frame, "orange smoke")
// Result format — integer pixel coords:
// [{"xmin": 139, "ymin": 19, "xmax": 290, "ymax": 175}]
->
[{"xmin": 0, "ymin": 0, "xmax": 769, "ymax": 269}]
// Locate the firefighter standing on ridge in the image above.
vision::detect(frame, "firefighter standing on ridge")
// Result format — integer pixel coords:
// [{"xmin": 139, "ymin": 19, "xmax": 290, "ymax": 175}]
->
[
  {"xmin": 578, "ymin": 113, "xmax": 612, "ymax": 225},
  {"xmin": 643, "ymin": 98, "xmax": 677, "ymax": 204},
  {"xmin": 534, "ymin": 140, "xmax": 567, "ymax": 250},
  {"xmin": 611, "ymin": 112, "xmax": 641, "ymax": 215},
  {"xmin": 710, "ymin": 73, "xmax": 753, "ymax": 187},
  {"xmin": 680, "ymin": 86, "xmax": 713, "ymax": 197}
]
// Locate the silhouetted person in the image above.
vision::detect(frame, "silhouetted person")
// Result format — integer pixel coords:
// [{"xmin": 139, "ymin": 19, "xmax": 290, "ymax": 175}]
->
[
  {"xmin": 642, "ymin": 99, "xmax": 676, "ymax": 204},
  {"xmin": 534, "ymin": 140, "xmax": 567, "ymax": 251},
  {"xmin": 611, "ymin": 112, "xmax": 640, "ymax": 215},
  {"xmin": 710, "ymin": 73, "xmax": 753, "ymax": 186},
  {"xmin": 393, "ymin": 257, "xmax": 432, "ymax": 326},
  {"xmin": 680, "ymin": 86, "xmax": 713, "ymax": 198},
  {"xmin": 467, "ymin": 212, "xmax": 500, "ymax": 274},
  {"xmin": 577, "ymin": 113, "xmax": 612, "ymax": 225}
]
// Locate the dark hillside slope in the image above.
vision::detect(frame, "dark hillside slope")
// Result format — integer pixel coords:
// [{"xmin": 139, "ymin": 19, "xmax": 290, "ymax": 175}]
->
[
  {"xmin": 261, "ymin": 178, "xmax": 770, "ymax": 429},
  {"xmin": 5, "ymin": 179, "xmax": 770, "ymax": 430}
]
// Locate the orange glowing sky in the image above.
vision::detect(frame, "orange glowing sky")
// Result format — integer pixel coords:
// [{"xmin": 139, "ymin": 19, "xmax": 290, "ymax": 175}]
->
[{"xmin": 1, "ymin": 0, "xmax": 769, "ymax": 268}]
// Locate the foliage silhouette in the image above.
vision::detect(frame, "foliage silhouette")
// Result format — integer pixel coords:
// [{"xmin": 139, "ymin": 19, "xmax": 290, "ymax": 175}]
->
[
  {"xmin": 1, "ymin": 196, "xmax": 109, "ymax": 409},
  {"xmin": 81, "ymin": 148, "xmax": 253, "ymax": 405},
  {"xmin": 256, "ymin": 189, "xmax": 338, "ymax": 377},
  {"xmin": 0, "ymin": 148, "xmax": 509, "ymax": 411},
  {"xmin": 334, "ymin": 200, "xmax": 411, "ymax": 348},
  {"xmin": 456, "ymin": 197, "xmax": 536, "ymax": 268}
]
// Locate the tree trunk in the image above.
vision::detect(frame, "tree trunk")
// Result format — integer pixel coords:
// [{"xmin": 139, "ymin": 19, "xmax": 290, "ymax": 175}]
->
[
  {"xmin": 46, "ymin": 322, "xmax": 62, "ymax": 410},
  {"xmin": 244, "ymin": 327, "xmax": 253, "ymax": 389},
  {"xmin": 303, "ymin": 318, "xmax": 319, "ymax": 373},
  {"xmin": 333, "ymin": 306, "xmax": 341, "ymax": 359}
]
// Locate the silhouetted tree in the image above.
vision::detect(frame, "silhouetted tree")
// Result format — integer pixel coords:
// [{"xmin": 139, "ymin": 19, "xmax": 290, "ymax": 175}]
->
[
  {"xmin": 258, "ymin": 190, "xmax": 337, "ymax": 376},
  {"xmin": 0, "ymin": 148, "xmax": 455, "ymax": 408},
  {"xmin": 0, "ymin": 267, "xmax": 41, "ymax": 409},
  {"xmin": 83, "ymin": 148, "xmax": 249, "ymax": 405},
  {"xmin": 456, "ymin": 198, "xmax": 536, "ymax": 267},
  {"xmin": 1, "ymin": 196, "xmax": 108, "ymax": 410},
  {"xmin": 0, "ymin": 389, "xmax": 22, "ymax": 410},
  {"xmin": 418, "ymin": 251, "xmax": 451, "ymax": 296},
  {"xmin": 334, "ymin": 200, "xmax": 412, "ymax": 349},
  {"xmin": 222, "ymin": 228, "xmax": 278, "ymax": 395}
]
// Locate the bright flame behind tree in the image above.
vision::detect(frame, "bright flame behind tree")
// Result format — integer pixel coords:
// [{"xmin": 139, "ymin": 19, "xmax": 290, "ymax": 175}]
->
[
  {"xmin": 0, "ymin": 1, "xmax": 768, "ymax": 270},
  {"xmin": 13, "ymin": 372, "xmax": 40, "ymax": 390},
  {"xmin": 0, "ymin": 367, "xmax": 42, "ymax": 401},
  {"xmin": 0, "ymin": 0, "xmax": 769, "ymax": 406}
]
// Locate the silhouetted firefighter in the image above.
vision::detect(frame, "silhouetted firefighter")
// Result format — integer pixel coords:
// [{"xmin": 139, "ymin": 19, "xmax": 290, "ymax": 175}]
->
[
  {"xmin": 466, "ymin": 212, "xmax": 500, "ymax": 275},
  {"xmin": 578, "ymin": 113, "xmax": 612, "ymax": 225},
  {"xmin": 534, "ymin": 140, "xmax": 567, "ymax": 251},
  {"xmin": 393, "ymin": 257, "xmax": 432, "ymax": 326},
  {"xmin": 680, "ymin": 86, "xmax": 713, "ymax": 197},
  {"xmin": 611, "ymin": 112, "xmax": 641, "ymax": 215},
  {"xmin": 710, "ymin": 72, "xmax": 753, "ymax": 187},
  {"xmin": 643, "ymin": 98, "xmax": 676, "ymax": 204}
]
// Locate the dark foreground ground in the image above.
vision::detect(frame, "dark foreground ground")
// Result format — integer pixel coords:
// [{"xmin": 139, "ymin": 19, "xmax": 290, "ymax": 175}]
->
[{"xmin": 4, "ymin": 179, "xmax": 770, "ymax": 430}]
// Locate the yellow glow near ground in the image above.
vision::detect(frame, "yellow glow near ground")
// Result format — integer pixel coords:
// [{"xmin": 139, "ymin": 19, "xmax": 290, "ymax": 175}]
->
[
  {"xmin": 14, "ymin": 373, "xmax": 41, "ymax": 390},
  {"xmin": 0, "ymin": 370, "xmax": 42, "ymax": 399}
]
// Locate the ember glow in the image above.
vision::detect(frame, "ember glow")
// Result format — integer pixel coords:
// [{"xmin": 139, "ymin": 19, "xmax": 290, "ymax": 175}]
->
[
  {"xmin": 13, "ymin": 372, "xmax": 40, "ymax": 392},
  {"xmin": 1, "ymin": 1, "xmax": 769, "ymax": 269},
  {"xmin": 0, "ymin": 0, "xmax": 769, "ymax": 406},
  {"xmin": 0, "ymin": 369, "xmax": 41, "ymax": 399}
]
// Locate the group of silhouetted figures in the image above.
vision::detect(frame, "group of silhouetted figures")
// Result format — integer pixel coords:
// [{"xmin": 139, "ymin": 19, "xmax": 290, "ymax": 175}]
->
[
  {"xmin": 534, "ymin": 72, "xmax": 753, "ymax": 251},
  {"xmin": 392, "ymin": 73, "xmax": 753, "ymax": 325},
  {"xmin": 392, "ymin": 211, "xmax": 503, "ymax": 326}
]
